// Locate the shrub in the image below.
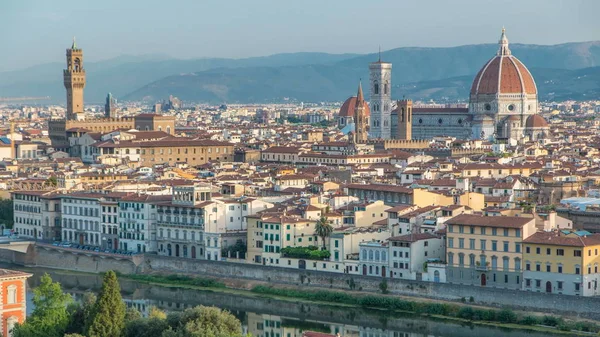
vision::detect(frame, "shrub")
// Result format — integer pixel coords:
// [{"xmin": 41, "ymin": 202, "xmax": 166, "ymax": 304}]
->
[
  {"xmin": 542, "ymin": 315, "xmax": 562, "ymax": 327},
  {"xmin": 519, "ymin": 315, "xmax": 540, "ymax": 326},
  {"xmin": 457, "ymin": 307, "xmax": 475, "ymax": 320},
  {"xmin": 469, "ymin": 296, "xmax": 474, "ymax": 303},
  {"xmin": 496, "ymin": 309, "xmax": 517, "ymax": 323},
  {"xmin": 378, "ymin": 280, "xmax": 389, "ymax": 294}
]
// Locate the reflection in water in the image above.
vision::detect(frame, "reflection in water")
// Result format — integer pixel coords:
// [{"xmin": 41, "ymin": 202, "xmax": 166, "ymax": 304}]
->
[{"xmin": 15, "ymin": 264, "xmax": 552, "ymax": 337}]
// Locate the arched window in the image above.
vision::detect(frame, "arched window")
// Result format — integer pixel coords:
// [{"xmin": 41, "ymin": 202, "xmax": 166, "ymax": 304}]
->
[
  {"xmin": 400, "ymin": 107, "xmax": 405, "ymax": 122},
  {"xmin": 375, "ymin": 250, "xmax": 380, "ymax": 261},
  {"xmin": 384, "ymin": 82, "xmax": 389, "ymax": 95},
  {"xmin": 374, "ymin": 82, "xmax": 379, "ymax": 95},
  {"xmin": 361, "ymin": 250, "xmax": 367, "ymax": 260},
  {"xmin": 368, "ymin": 250, "xmax": 374, "ymax": 260},
  {"xmin": 74, "ymin": 58, "xmax": 81, "ymax": 72},
  {"xmin": 382, "ymin": 251, "xmax": 387, "ymax": 261},
  {"xmin": 448, "ymin": 252, "xmax": 454, "ymax": 265}
]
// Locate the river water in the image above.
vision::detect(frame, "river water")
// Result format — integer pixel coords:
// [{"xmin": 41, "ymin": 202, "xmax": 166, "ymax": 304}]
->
[{"xmin": 7, "ymin": 263, "xmax": 554, "ymax": 337}]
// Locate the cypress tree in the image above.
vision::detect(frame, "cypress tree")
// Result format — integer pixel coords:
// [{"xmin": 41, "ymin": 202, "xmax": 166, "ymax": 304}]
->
[{"xmin": 87, "ymin": 271, "xmax": 126, "ymax": 337}]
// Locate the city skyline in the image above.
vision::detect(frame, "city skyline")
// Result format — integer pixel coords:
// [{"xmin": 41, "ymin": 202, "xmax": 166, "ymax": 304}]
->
[{"xmin": 1, "ymin": 0, "xmax": 599, "ymax": 72}]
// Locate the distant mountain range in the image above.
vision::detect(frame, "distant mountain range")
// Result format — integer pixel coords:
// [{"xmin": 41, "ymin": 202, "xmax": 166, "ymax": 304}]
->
[{"xmin": 2, "ymin": 41, "xmax": 600, "ymax": 104}]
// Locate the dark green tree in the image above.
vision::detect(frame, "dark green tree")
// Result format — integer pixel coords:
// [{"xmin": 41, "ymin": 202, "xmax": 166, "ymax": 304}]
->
[
  {"xmin": 87, "ymin": 271, "xmax": 126, "ymax": 337},
  {"xmin": 123, "ymin": 317, "xmax": 169, "ymax": 337},
  {"xmin": 66, "ymin": 292, "xmax": 97, "ymax": 334},
  {"xmin": 314, "ymin": 216, "xmax": 333, "ymax": 250},
  {"xmin": 13, "ymin": 273, "xmax": 72, "ymax": 337}
]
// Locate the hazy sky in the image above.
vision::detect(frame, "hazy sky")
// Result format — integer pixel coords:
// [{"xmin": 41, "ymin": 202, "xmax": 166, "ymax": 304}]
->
[{"xmin": 1, "ymin": 0, "xmax": 598, "ymax": 72}]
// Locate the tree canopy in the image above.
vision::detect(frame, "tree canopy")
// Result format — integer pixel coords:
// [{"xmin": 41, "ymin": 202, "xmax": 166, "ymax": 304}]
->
[
  {"xmin": 87, "ymin": 271, "xmax": 127, "ymax": 337},
  {"xmin": 13, "ymin": 273, "xmax": 72, "ymax": 337}
]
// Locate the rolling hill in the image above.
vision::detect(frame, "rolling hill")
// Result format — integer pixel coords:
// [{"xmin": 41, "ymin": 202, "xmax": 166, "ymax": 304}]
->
[{"xmin": 2, "ymin": 41, "xmax": 600, "ymax": 103}]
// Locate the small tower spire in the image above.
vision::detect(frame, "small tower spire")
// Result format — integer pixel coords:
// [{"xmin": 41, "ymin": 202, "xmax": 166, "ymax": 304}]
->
[
  {"xmin": 356, "ymin": 80, "xmax": 364, "ymax": 103},
  {"xmin": 378, "ymin": 45, "xmax": 381, "ymax": 62},
  {"xmin": 497, "ymin": 27, "xmax": 511, "ymax": 56},
  {"xmin": 72, "ymin": 36, "xmax": 77, "ymax": 50}
]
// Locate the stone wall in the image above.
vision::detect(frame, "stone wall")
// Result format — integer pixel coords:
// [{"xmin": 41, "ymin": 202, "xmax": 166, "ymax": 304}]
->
[
  {"xmin": 144, "ymin": 255, "xmax": 600, "ymax": 320},
  {"xmin": 3, "ymin": 246, "xmax": 600, "ymax": 320}
]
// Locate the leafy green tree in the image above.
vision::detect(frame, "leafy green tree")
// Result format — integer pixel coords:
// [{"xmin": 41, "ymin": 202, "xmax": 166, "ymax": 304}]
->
[
  {"xmin": 149, "ymin": 306, "xmax": 167, "ymax": 320},
  {"xmin": 0, "ymin": 198, "xmax": 14, "ymax": 228},
  {"xmin": 13, "ymin": 274, "xmax": 72, "ymax": 337},
  {"xmin": 45, "ymin": 176, "xmax": 58, "ymax": 187},
  {"xmin": 125, "ymin": 307, "xmax": 142, "ymax": 322},
  {"xmin": 87, "ymin": 271, "xmax": 126, "ymax": 337},
  {"xmin": 174, "ymin": 306, "xmax": 244, "ymax": 337},
  {"xmin": 65, "ymin": 292, "xmax": 96, "ymax": 334},
  {"xmin": 314, "ymin": 216, "xmax": 333, "ymax": 250}
]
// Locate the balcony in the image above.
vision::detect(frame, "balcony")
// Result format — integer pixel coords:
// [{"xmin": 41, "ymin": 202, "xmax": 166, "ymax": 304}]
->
[{"xmin": 475, "ymin": 262, "xmax": 490, "ymax": 271}]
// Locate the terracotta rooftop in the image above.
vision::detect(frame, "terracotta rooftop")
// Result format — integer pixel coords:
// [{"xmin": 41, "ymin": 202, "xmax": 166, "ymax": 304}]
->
[{"xmin": 445, "ymin": 214, "xmax": 533, "ymax": 229}]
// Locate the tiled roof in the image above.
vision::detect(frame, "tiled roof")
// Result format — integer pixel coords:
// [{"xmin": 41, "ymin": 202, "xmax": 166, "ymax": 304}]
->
[{"xmin": 445, "ymin": 214, "xmax": 533, "ymax": 228}]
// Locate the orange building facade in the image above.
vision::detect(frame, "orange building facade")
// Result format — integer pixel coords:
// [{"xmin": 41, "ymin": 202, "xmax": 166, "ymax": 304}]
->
[{"xmin": 0, "ymin": 269, "xmax": 32, "ymax": 337}]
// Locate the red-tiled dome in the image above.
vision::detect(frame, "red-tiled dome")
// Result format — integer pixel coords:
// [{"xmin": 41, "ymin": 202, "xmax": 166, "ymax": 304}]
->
[
  {"xmin": 525, "ymin": 114, "xmax": 548, "ymax": 128},
  {"xmin": 338, "ymin": 96, "xmax": 370, "ymax": 118},
  {"xmin": 470, "ymin": 29, "xmax": 537, "ymax": 96}
]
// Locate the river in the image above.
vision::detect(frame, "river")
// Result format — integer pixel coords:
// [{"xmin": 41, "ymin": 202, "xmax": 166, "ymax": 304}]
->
[{"xmin": 7, "ymin": 263, "xmax": 554, "ymax": 337}]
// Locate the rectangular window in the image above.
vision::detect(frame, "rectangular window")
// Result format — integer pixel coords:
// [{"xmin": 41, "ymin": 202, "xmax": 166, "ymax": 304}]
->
[
  {"xmin": 492, "ymin": 241, "xmax": 497, "ymax": 251},
  {"xmin": 536, "ymin": 280, "xmax": 541, "ymax": 288},
  {"xmin": 547, "ymin": 248, "xmax": 551, "ymax": 255},
  {"xmin": 525, "ymin": 279, "xmax": 531, "ymax": 287},
  {"xmin": 515, "ymin": 243, "xmax": 521, "ymax": 253},
  {"xmin": 576, "ymin": 266, "xmax": 580, "ymax": 274},
  {"xmin": 574, "ymin": 250, "xmax": 582, "ymax": 257},
  {"xmin": 525, "ymin": 263, "xmax": 530, "ymax": 271},
  {"xmin": 503, "ymin": 228, "xmax": 509, "ymax": 236},
  {"xmin": 536, "ymin": 247, "xmax": 541, "ymax": 254},
  {"xmin": 515, "ymin": 229, "xmax": 521, "ymax": 237},
  {"xmin": 525, "ymin": 246, "xmax": 530, "ymax": 254},
  {"xmin": 556, "ymin": 249, "xmax": 564, "ymax": 256},
  {"xmin": 558, "ymin": 265, "xmax": 563, "ymax": 273},
  {"xmin": 546, "ymin": 264, "xmax": 551, "ymax": 272},
  {"xmin": 503, "ymin": 241, "xmax": 509, "ymax": 252},
  {"xmin": 481, "ymin": 227, "xmax": 486, "ymax": 235},
  {"xmin": 492, "ymin": 228, "xmax": 497, "ymax": 236},
  {"xmin": 448, "ymin": 238, "xmax": 454, "ymax": 248},
  {"xmin": 458, "ymin": 238, "xmax": 464, "ymax": 249},
  {"xmin": 459, "ymin": 225, "xmax": 464, "ymax": 234},
  {"xmin": 480, "ymin": 240, "xmax": 486, "ymax": 251},
  {"xmin": 448, "ymin": 225, "xmax": 453, "ymax": 233},
  {"xmin": 470, "ymin": 226, "xmax": 475, "ymax": 234},
  {"xmin": 469, "ymin": 239, "xmax": 475, "ymax": 250},
  {"xmin": 536, "ymin": 264, "xmax": 541, "ymax": 272}
]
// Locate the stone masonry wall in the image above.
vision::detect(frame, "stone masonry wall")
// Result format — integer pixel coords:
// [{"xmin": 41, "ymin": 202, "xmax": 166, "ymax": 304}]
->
[{"xmin": 2, "ymin": 245, "xmax": 600, "ymax": 320}]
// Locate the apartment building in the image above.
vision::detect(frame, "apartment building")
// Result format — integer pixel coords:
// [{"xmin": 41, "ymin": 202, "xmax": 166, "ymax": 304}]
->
[
  {"xmin": 155, "ymin": 184, "xmax": 217, "ymax": 260},
  {"xmin": 523, "ymin": 230, "xmax": 600, "ymax": 296},
  {"xmin": 388, "ymin": 232, "xmax": 445, "ymax": 280},
  {"xmin": 445, "ymin": 214, "xmax": 536, "ymax": 289},
  {"xmin": 12, "ymin": 191, "xmax": 46, "ymax": 239},
  {"xmin": 118, "ymin": 194, "xmax": 171, "ymax": 253}
]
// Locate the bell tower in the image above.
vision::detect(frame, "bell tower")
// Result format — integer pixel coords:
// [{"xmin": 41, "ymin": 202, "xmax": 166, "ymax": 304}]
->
[
  {"xmin": 353, "ymin": 81, "xmax": 368, "ymax": 144},
  {"xmin": 64, "ymin": 37, "xmax": 86, "ymax": 120},
  {"xmin": 369, "ymin": 51, "xmax": 392, "ymax": 139},
  {"xmin": 396, "ymin": 99, "xmax": 412, "ymax": 140}
]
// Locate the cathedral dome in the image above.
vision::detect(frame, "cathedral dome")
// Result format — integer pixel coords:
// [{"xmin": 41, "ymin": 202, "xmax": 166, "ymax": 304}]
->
[
  {"xmin": 338, "ymin": 96, "xmax": 370, "ymax": 118},
  {"xmin": 470, "ymin": 29, "xmax": 537, "ymax": 96},
  {"xmin": 525, "ymin": 114, "xmax": 548, "ymax": 128}
]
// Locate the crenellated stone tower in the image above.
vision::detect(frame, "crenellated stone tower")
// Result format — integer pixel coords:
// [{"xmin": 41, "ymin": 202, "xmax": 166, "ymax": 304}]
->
[
  {"xmin": 396, "ymin": 99, "xmax": 412, "ymax": 140},
  {"xmin": 64, "ymin": 37, "xmax": 86, "ymax": 121}
]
